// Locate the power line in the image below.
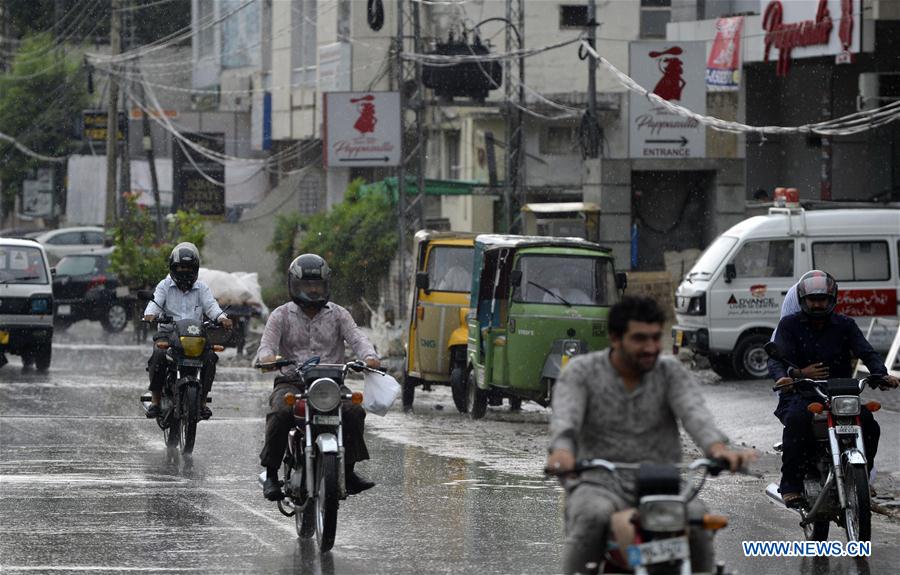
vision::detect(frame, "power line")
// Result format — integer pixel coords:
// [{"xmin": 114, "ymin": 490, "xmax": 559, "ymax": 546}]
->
[
  {"xmin": 580, "ymin": 41, "xmax": 900, "ymax": 136},
  {"xmin": 0, "ymin": 131, "xmax": 68, "ymax": 162}
]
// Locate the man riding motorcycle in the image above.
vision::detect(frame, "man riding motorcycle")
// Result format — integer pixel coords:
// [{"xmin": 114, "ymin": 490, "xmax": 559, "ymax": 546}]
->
[
  {"xmin": 256, "ymin": 254, "xmax": 381, "ymax": 501},
  {"xmin": 144, "ymin": 242, "xmax": 233, "ymax": 420},
  {"xmin": 546, "ymin": 296, "xmax": 756, "ymax": 575},
  {"xmin": 768, "ymin": 270, "xmax": 899, "ymax": 508}
]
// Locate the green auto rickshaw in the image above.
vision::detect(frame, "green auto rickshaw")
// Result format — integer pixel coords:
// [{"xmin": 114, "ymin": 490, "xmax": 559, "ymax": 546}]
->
[
  {"xmin": 403, "ymin": 230, "xmax": 478, "ymax": 412},
  {"xmin": 464, "ymin": 234, "xmax": 626, "ymax": 419}
]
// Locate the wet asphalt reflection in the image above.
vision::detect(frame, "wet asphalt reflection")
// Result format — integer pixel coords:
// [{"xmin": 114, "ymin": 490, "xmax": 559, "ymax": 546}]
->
[
  {"xmin": 1, "ymin": 341, "xmax": 563, "ymax": 574},
  {"xmin": 1, "ymin": 329, "xmax": 898, "ymax": 574}
]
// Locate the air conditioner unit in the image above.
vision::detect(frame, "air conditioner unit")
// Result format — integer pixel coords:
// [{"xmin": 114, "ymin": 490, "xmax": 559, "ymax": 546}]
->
[{"xmin": 858, "ymin": 72, "xmax": 900, "ymax": 111}]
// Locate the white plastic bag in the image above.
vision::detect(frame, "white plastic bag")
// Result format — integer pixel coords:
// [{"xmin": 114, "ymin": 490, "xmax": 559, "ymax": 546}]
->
[{"xmin": 362, "ymin": 371, "xmax": 401, "ymax": 416}]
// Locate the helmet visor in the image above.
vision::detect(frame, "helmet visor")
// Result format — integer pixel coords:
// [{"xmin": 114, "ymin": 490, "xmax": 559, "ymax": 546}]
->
[{"xmin": 290, "ymin": 277, "xmax": 328, "ymax": 302}]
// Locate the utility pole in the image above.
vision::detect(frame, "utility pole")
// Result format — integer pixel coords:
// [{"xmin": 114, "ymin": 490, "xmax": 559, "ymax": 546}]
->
[
  {"xmin": 584, "ymin": 0, "xmax": 601, "ymax": 159},
  {"xmin": 139, "ymin": 81, "xmax": 163, "ymax": 240},
  {"xmin": 105, "ymin": 0, "xmax": 122, "ymax": 228},
  {"xmin": 395, "ymin": 0, "xmax": 408, "ymax": 322},
  {"xmin": 504, "ymin": 0, "xmax": 525, "ymax": 233},
  {"xmin": 118, "ymin": 0, "xmax": 134, "ymax": 219},
  {"xmin": 394, "ymin": 0, "xmax": 427, "ymax": 322}
]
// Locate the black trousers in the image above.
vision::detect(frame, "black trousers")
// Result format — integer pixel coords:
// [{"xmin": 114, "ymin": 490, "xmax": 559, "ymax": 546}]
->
[
  {"xmin": 259, "ymin": 379, "xmax": 369, "ymax": 472},
  {"xmin": 774, "ymin": 392, "xmax": 880, "ymax": 494},
  {"xmin": 147, "ymin": 346, "xmax": 218, "ymax": 395}
]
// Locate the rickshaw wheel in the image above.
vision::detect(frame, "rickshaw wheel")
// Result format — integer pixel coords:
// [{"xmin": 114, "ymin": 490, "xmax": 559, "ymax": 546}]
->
[
  {"xmin": 450, "ymin": 367, "xmax": 468, "ymax": 413},
  {"xmin": 466, "ymin": 368, "xmax": 487, "ymax": 420}
]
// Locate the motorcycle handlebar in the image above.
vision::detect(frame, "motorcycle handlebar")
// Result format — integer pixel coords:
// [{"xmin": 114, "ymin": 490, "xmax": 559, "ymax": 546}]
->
[
  {"xmin": 544, "ymin": 457, "xmax": 740, "ymax": 477},
  {"xmin": 772, "ymin": 375, "xmax": 886, "ymax": 394}
]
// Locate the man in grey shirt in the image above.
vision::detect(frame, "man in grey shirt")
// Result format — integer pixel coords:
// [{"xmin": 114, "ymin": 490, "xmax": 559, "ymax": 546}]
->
[
  {"xmin": 256, "ymin": 254, "xmax": 381, "ymax": 501},
  {"xmin": 547, "ymin": 296, "xmax": 755, "ymax": 574}
]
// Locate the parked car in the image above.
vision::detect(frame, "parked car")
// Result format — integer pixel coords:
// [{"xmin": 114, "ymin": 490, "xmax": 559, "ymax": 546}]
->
[
  {"xmin": 52, "ymin": 248, "xmax": 130, "ymax": 333},
  {"xmin": 0, "ymin": 238, "xmax": 54, "ymax": 370},
  {"xmin": 0, "ymin": 227, "xmax": 44, "ymax": 239},
  {"xmin": 29, "ymin": 226, "xmax": 106, "ymax": 265}
]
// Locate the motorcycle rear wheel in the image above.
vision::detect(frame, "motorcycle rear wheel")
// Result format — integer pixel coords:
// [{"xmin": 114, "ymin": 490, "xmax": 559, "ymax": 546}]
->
[
  {"xmin": 181, "ymin": 385, "xmax": 200, "ymax": 455},
  {"xmin": 843, "ymin": 464, "xmax": 871, "ymax": 542},
  {"xmin": 315, "ymin": 453, "xmax": 339, "ymax": 551}
]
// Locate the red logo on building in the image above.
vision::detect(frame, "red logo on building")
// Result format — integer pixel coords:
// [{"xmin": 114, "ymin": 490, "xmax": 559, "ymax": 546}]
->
[
  {"xmin": 350, "ymin": 95, "xmax": 378, "ymax": 135},
  {"xmin": 762, "ymin": 0, "xmax": 846, "ymax": 76},
  {"xmin": 649, "ymin": 46, "xmax": 686, "ymax": 101}
]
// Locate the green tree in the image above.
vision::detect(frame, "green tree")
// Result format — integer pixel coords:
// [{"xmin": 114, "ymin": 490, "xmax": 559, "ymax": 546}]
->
[
  {"xmin": 0, "ymin": 33, "xmax": 87, "ymax": 215},
  {"xmin": 109, "ymin": 194, "xmax": 207, "ymax": 289},
  {"xmin": 268, "ymin": 179, "xmax": 398, "ymax": 307},
  {"xmin": 2, "ymin": 0, "xmax": 192, "ymax": 49}
]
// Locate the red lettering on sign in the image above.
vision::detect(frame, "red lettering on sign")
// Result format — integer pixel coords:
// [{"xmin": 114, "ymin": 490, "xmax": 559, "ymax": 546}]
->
[
  {"xmin": 836, "ymin": 289, "xmax": 898, "ymax": 317},
  {"xmin": 762, "ymin": 0, "xmax": 834, "ymax": 76}
]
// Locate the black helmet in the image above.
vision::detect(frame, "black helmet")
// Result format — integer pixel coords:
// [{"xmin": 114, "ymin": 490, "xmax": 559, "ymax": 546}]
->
[
  {"xmin": 288, "ymin": 254, "xmax": 331, "ymax": 310},
  {"xmin": 797, "ymin": 270, "xmax": 838, "ymax": 318},
  {"xmin": 169, "ymin": 242, "xmax": 200, "ymax": 291}
]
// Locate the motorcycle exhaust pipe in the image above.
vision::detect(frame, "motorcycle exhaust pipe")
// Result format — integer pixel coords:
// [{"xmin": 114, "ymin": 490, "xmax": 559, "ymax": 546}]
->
[{"xmin": 765, "ymin": 482, "xmax": 785, "ymax": 506}]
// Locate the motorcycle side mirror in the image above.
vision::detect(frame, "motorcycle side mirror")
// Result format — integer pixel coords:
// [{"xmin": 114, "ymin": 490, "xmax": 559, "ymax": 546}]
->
[
  {"xmin": 724, "ymin": 263, "xmax": 736, "ymax": 284},
  {"xmin": 615, "ymin": 272, "xmax": 628, "ymax": 291},
  {"xmin": 764, "ymin": 341, "xmax": 781, "ymax": 360},
  {"xmin": 137, "ymin": 289, "xmax": 155, "ymax": 302},
  {"xmin": 509, "ymin": 270, "xmax": 523, "ymax": 288}
]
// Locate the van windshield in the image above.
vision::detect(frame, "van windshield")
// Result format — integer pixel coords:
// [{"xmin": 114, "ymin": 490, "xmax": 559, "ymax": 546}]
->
[
  {"xmin": 0, "ymin": 246, "xmax": 48, "ymax": 284},
  {"xmin": 685, "ymin": 236, "xmax": 737, "ymax": 280},
  {"xmin": 513, "ymin": 255, "xmax": 617, "ymax": 306},
  {"xmin": 426, "ymin": 246, "xmax": 474, "ymax": 292}
]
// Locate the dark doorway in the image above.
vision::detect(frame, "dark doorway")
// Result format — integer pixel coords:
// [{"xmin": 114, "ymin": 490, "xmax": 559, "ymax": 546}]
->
[{"xmin": 631, "ymin": 170, "xmax": 714, "ymax": 271}]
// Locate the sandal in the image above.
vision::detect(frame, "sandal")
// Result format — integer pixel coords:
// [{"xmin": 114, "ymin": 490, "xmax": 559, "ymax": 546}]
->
[{"xmin": 782, "ymin": 492, "xmax": 805, "ymax": 509}]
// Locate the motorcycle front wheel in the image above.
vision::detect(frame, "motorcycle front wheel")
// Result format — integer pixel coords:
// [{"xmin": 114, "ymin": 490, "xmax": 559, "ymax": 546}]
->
[
  {"xmin": 180, "ymin": 385, "xmax": 200, "ymax": 455},
  {"xmin": 315, "ymin": 452, "xmax": 339, "ymax": 552},
  {"xmin": 843, "ymin": 464, "xmax": 871, "ymax": 542}
]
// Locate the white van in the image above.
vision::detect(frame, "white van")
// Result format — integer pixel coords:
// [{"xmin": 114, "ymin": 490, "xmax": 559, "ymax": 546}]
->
[
  {"xmin": 0, "ymin": 238, "xmax": 54, "ymax": 370},
  {"xmin": 673, "ymin": 208, "xmax": 900, "ymax": 379}
]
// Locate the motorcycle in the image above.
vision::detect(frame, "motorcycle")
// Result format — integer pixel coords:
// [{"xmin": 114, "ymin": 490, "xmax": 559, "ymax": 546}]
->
[
  {"xmin": 548, "ymin": 457, "xmax": 742, "ymax": 575},
  {"xmin": 254, "ymin": 356, "xmax": 381, "ymax": 552},
  {"xmin": 764, "ymin": 342, "xmax": 886, "ymax": 542},
  {"xmin": 138, "ymin": 289, "xmax": 226, "ymax": 455}
]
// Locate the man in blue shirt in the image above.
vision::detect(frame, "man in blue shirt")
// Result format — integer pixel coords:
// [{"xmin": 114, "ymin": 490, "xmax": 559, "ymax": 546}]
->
[
  {"xmin": 768, "ymin": 270, "xmax": 898, "ymax": 507},
  {"xmin": 144, "ymin": 243, "xmax": 232, "ymax": 419}
]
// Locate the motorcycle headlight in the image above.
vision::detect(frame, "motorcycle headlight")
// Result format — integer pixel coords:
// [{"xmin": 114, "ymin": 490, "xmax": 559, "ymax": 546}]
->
[
  {"xmin": 638, "ymin": 497, "xmax": 686, "ymax": 533},
  {"xmin": 307, "ymin": 379, "xmax": 342, "ymax": 412},
  {"xmin": 831, "ymin": 396, "xmax": 860, "ymax": 417},
  {"xmin": 564, "ymin": 341, "xmax": 580, "ymax": 356},
  {"xmin": 179, "ymin": 336, "xmax": 206, "ymax": 358}
]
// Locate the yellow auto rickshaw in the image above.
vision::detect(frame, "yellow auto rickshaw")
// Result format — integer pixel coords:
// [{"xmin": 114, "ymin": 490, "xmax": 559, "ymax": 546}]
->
[{"xmin": 403, "ymin": 230, "xmax": 477, "ymax": 412}]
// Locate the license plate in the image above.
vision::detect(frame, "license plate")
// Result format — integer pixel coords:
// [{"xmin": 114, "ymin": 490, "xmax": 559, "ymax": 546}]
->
[
  {"xmin": 835, "ymin": 425, "xmax": 860, "ymax": 435},
  {"xmin": 115, "ymin": 286, "xmax": 130, "ymax": 297},
  {"xmin": 627, "ymin": 536, "xmax": 690, "ymax": 567},
  {"xmin": 674, "ymin": 329, "xmax": 684, "ymax": 347},
  {"xmin": 57, "ymin": 304, "xmax": 71, "ymax": 316},
  {"xmin": 178, "ymin": 358, "xmax": 203, "ymax": 367},
  {"xmin": 0, "ymin": 330, "xmax": 8, "ymax": 345},
  {"xmin": 312, "ymin": 415, "xmax": 340, "ymax": 426}
]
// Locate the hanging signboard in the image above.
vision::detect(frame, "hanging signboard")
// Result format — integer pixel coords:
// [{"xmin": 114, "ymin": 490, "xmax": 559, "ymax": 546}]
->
[
  {"xmin": 82, "ymin": 110, "xmax": 126, "ymax": 142},
  {"xmin": 706, "ymin": 16, "xmax": 744, "ymax": 91},
  {"xmin": 629, "ymin": 41, "xmax": 706, "ymax": 159},
  {"xmin": 324, "ymin": 91, "xmax": 401, "ymax": 167},
  {"xmin": 172, "ymin": 133, "xmax": 225, "ymax": 216}
]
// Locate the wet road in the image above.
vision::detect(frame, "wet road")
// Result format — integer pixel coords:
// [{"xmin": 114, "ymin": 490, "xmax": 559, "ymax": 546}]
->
[{"xmin": 1, "ymin": 330, "xmax": 899, "ymax": 574}]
